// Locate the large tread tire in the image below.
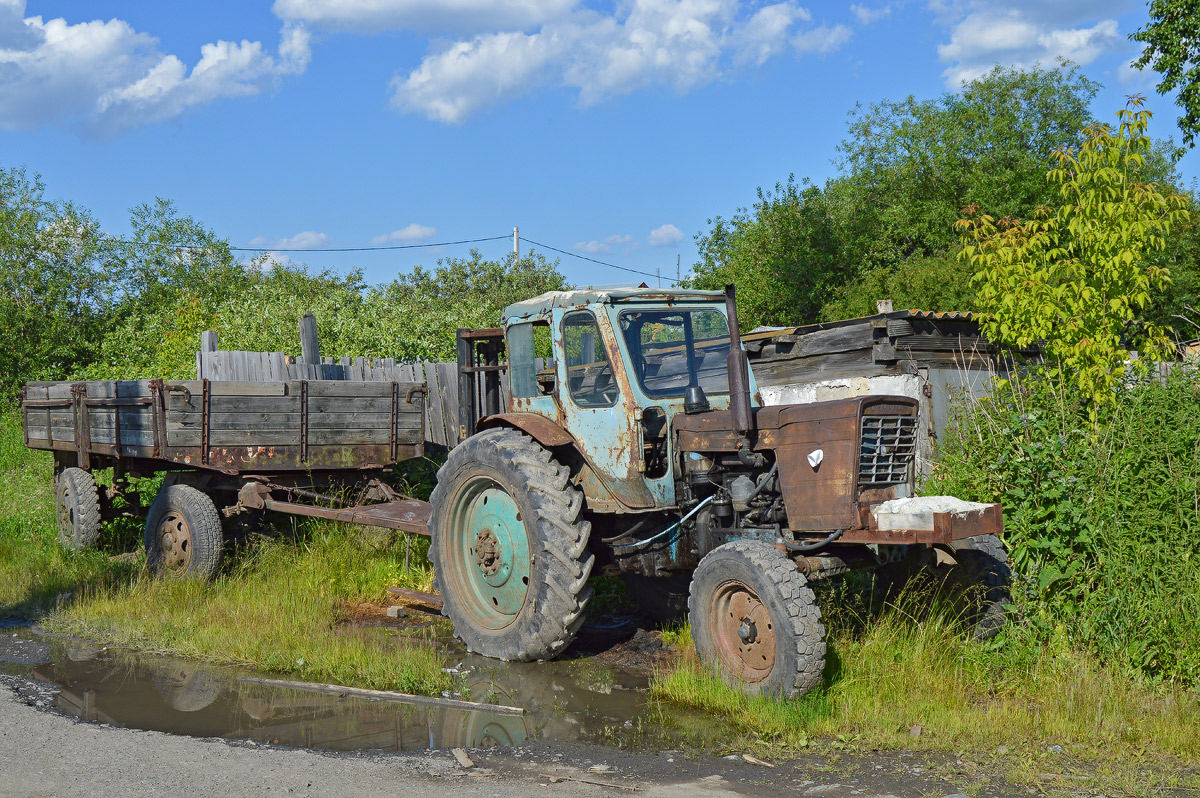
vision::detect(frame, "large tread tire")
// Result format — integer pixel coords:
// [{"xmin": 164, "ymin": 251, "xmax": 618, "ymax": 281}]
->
[
  {"xmin": 55, "ymin": 467, "xmax": 101, "ymax": 550},
  {"xmin": 144, "ymin": 484, "xmax": 223, "ymax": 579},
  {"xmin": 950, "ymin": 534, "xmax": 1011, "ymax": 642},
  {"xmin": 689, "ymin": 540, "xmax": 826, "ymax": 699},
  {"xmin": 428, "ymin": 428, "xmax": 593, "ymax": 662}
]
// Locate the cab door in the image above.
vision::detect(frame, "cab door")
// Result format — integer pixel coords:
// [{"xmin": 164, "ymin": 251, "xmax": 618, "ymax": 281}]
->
[{"xmin": 554, "ymin": 308, "xmax": 659, "ymax": 510}]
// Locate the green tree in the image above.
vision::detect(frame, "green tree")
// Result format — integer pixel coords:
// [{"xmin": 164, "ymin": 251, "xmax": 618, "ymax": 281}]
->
[
  {"xmin": 958, "ymin": 99, "xmax": 1190, "ymax": 412},
  {"xmin": 1131, "ymin": 0, "xmax": 1200, "ymax": 148},
  {"xmin": 90, "ymin": 199, "xmax": 255, "ymax": 379},
  {"xmin": 354, "ymin": 249, "xmax": 569, "ymax": 362},
  {"xmin": 835, "ymin": 62, "xmax": 1101, "ymax": 273},
  {"xmin": 691, "ymin": 63, "xmax": 1111, "ymax": 326},
  {"xmin": 691, "ymin": 176, "xmax": 843, "ymax": 329},
  {"xmin": 0, "ymin": 166, "xmax": 113, "ymax": 398}
]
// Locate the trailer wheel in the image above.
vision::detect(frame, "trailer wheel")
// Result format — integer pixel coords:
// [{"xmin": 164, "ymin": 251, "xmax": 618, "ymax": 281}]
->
[
  {"xmin": 428, "ymin": 428, "xmax": 593, "ymax": 662},
  {"xmin": 144, "ymin": 484, "xmax": 223, "ymax": 579},
  {"xmin": 55, "ymin": 467, "xmax": 102, "ymax": 550},
  {"xmin": 949, "ymin": 534, "xmax": 1011, "ymax": 642},
  {"xmin": 689, "ymin": 540, "xmax": 825, "ymax": 698}
]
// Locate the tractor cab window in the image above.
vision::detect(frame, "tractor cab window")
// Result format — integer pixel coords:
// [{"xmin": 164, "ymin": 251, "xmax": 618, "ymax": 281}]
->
[
  {"xmin": 562, "ymin": 312, "xmax": 617, "ymax": 407},
  {"xmin": 507, "ymin": 320, "xmax": 553, "ymax": 398},
  {"xmin": 619, "ymin": 309, "xmax": 731, "ymax": 398}
]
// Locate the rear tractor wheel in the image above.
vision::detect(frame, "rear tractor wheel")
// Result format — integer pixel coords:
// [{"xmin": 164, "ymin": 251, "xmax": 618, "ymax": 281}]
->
[
  {"xmin": 428, "ymin": 428, "xmax": 594, "ymax": 661},
  {"xmin": 55, "ymin": 467, "xmax": 101, "ymax": 550},
  {"xmin": 144, "ymin": 484, "xmax": 223, "ymax": 579},
  {"xmin": 689, "ymin": 540, "xmax": 826, "ymax": 698}
]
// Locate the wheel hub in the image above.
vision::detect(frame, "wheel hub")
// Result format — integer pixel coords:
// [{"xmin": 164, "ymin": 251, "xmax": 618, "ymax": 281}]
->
[
  {"xmin": 446, "ymin": 478, "xmax": 531, "ymax": 629},
  {"xmin": 474, "ymin": 529, "xmax": 501, "ymax": 575},
  {"xmin": 710, "ymin": 581, "xmax": 777, "ymax": 682},
  {"xmin": 157, "ymin": 510, "xmax": 193, "ymax": 572}
]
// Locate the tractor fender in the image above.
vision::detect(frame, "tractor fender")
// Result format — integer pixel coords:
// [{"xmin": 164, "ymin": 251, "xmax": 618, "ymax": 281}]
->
[{"xmin": 477, "ymin": 412, "xmax": 576, "ymax": 448}]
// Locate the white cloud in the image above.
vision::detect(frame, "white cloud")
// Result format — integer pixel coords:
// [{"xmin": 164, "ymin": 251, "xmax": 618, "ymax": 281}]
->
[
  {"xmin": 730, "ymin": 4, "xmax": 810, "ymax": 67},
  {"xmin": 371, "ymin": 223, "xmax": 437, "ymax": 244},
  {"xmin": 390, "ymin": 1, "xmax": 844, "ymax": 123},
  {"xmin": 272, "ymin": 0, "xmax": 577, "ymax": 35},
  {"xmin": 932, "ymin": 2, "xmax": 1122, "ymax": 88},
  {"xmin": 250, "ymin": 230, "xmax": 332, "ymax": 249},
  {"xmin": 648, "ymin": 223, "xmax": 684, "ymax": 247},
  {"xmin": 0, "ymin": 2, "xmax": 310, "ymax": 135},
  {"xmin": 571, "ymin": 235, "xmax": 638, "ymax": 253},
  {"xmin": 850, "ymin": 4, "xmax": 891, "ymax": 24},
  {"xmin": 574, "ymin": 233, "xmax": 637, "ymax": 254},
  {"xmin": 792, "ymin": 23, "xmax": 853, "ymax": 54}
]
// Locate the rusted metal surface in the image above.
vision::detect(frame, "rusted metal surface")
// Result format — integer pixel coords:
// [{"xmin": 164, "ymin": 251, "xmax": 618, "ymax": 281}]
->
[
  {"xmin": 154, "ymin": 508, "xmax": 196, "ymax": 573},
  {"xmin": 249, "ymin": 488, "xmax": 432, "ymax": 535},
  {"xmin": 477, "ymin": 412, "xmax": 576, "ymax": 447},
  {"xmin": 709, "ymin": 580, "xmax": 775, "ymax": 684}
]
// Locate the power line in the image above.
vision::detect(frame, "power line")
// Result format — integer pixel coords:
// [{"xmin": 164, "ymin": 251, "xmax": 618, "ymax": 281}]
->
[
  {"xmin": 98, "ymin": 229, "xmax": 681, "ymax": 285},
  {"xmin": 227, "ymin": 235, "xmax": 513, "ymax": 253},
  {"xmin": 102, "ymin": 234, "xmax": 512, "ymax": 253},
  {"xmin": 520, "ymin": 236, "xmax": 678, "ymax": 285}
]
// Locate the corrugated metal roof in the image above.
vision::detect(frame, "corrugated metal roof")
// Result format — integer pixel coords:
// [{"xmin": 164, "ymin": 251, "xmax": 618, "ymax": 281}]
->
[{"xmin": 902, "ymin": 309, "xmax": 975, "ymax": 321}]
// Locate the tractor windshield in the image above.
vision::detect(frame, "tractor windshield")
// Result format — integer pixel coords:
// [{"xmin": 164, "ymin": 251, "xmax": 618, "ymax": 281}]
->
[{"xmin": 618, "ymin": 309, "xmax": 731, "ymax": 398}]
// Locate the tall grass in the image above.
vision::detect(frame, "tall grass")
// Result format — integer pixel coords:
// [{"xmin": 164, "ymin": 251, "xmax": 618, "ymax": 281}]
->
[{"xmin": 0, "ymin": 411, "xmax": 450, "ymax": 695}]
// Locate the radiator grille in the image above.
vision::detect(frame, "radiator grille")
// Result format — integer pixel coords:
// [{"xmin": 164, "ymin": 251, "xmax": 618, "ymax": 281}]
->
[{"xmin": 859, "ymin": 415, "xmax": 917, "ymax": 486}]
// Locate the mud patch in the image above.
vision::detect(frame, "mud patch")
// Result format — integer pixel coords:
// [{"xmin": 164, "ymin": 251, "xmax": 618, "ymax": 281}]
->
[{"xmin": 1, "ymin": 626, "xmax": 712, "ymax": 755}]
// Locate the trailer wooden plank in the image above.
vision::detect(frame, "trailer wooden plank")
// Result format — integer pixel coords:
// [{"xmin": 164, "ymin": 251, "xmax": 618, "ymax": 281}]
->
[
  {"xmin": 308, "ymin": 428, "xmax": 392, "ymax": 445},
  {"xmin": 305, "ymin": 381, "xmax": 404, "ymax": 397},
  {"xmin": 422, "ymin": 361, "xmax": 445, "ymax": 447}
]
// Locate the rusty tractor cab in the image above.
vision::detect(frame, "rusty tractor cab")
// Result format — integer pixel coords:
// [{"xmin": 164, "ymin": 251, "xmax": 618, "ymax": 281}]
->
[{"xmin": 432, "ymin": 285, "xmax": 1005, "ymax": 697}]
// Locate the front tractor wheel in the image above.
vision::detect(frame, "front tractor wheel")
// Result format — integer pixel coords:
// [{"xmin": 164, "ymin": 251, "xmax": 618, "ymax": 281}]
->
[
  {"xmin": 428, "ymin": 429, "xmax": 594, "ymax": 662},
  {"xmin": 689, "ymin": 540, "xmax": 826, "ymax": 698}
]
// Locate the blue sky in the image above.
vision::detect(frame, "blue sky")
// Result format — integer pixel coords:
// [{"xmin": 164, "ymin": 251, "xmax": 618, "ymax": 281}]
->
[{"xmin": 1, "ymin": 0, "xmax": 1193, "ymax": 289}]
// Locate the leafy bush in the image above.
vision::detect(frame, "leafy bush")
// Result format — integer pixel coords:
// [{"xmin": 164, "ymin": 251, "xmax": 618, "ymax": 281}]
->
[{"xmin": 927, "ymin": 366, "xmax": 1200, "ymax": 685}]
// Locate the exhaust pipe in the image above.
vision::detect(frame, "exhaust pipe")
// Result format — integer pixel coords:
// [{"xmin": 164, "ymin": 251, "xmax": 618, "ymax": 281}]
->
[{"xmin": 723, "ymin": 284, "xmax": 754, "ymax": 437}]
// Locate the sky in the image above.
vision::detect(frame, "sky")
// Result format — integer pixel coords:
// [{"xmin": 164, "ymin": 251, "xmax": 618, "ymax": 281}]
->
[{"xmin": 1, "ymin": 0, "xmax": 1194, "ymax": 289}]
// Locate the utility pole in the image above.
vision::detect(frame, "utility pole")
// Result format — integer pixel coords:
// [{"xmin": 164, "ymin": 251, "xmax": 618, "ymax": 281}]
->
[
  {"xmin": 513, "ymin": 226, "xmax": 519, "ymax": 261},
  {"xmin": 657, "ymin": 267, "xmax": 661, "ymax": 288},
  {"xmin": 676, "ymin": 254, "xmax": 680, "ymax": 286}
]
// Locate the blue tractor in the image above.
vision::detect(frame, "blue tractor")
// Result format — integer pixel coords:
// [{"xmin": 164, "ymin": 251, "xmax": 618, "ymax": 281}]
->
[{"xmin": 430, "ymin": 285, "xmax": 1006, "ymax": 697}]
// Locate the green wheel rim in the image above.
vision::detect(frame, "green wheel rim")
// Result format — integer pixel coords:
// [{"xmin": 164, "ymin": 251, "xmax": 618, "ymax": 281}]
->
[{"xmin": 445, "ymin": 476, "xmax": 531, "ymax": 630}]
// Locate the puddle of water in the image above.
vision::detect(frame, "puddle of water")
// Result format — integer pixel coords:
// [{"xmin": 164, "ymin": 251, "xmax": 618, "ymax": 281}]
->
[{"xmin": 0, "ymin": 627, "xmax": 700, "ymax": 754}]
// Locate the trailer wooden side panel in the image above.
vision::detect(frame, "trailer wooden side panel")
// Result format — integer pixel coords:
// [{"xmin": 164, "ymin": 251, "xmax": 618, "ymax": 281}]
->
[{"xmin": 21, "ymin": 378, "xmax": 426, "ymax": 473}]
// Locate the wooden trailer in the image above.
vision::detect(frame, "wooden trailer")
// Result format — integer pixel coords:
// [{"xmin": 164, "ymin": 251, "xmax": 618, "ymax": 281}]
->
[{"xmin": 21, "ymin": 376, "xmax": 432, "ymax": 577}]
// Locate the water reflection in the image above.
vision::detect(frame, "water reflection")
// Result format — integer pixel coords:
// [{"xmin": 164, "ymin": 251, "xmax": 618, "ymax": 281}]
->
[{"xmin": 16, "ymin": 633, "xmax": 664, "ymax": 753}]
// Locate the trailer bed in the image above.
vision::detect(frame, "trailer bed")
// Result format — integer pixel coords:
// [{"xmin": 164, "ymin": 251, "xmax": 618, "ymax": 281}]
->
[{"xmin": 21, "ymin": 378, "xmax": 426, "ymax": 473}]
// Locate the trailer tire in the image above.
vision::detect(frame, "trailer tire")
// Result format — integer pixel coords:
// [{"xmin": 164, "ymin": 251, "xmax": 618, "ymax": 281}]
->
[
  {"xmin": 689, "ymin": 540, "xmax": 825, "ymax": 698},
  {"xmin": 55, "ymin": 467, "xmax": 102, "ymax": 550},
  {"xmin": 429, "ymin": 428, "xmax": 593, "ymax": 662},
  {"xmin": 144, "ymin": 484, "xmax": 223, "ymax": 579}
]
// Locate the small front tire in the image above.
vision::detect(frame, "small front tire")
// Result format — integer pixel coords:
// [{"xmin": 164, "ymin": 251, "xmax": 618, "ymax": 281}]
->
[{"xmin": 689, "ymin": 540, "xmax": 826, "ymax": 698}]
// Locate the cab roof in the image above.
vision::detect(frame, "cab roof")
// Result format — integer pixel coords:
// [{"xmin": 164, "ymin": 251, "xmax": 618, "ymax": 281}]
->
[{"xmin": 503, "ymin": 287, "xmax": 726, "ymax": 321}]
